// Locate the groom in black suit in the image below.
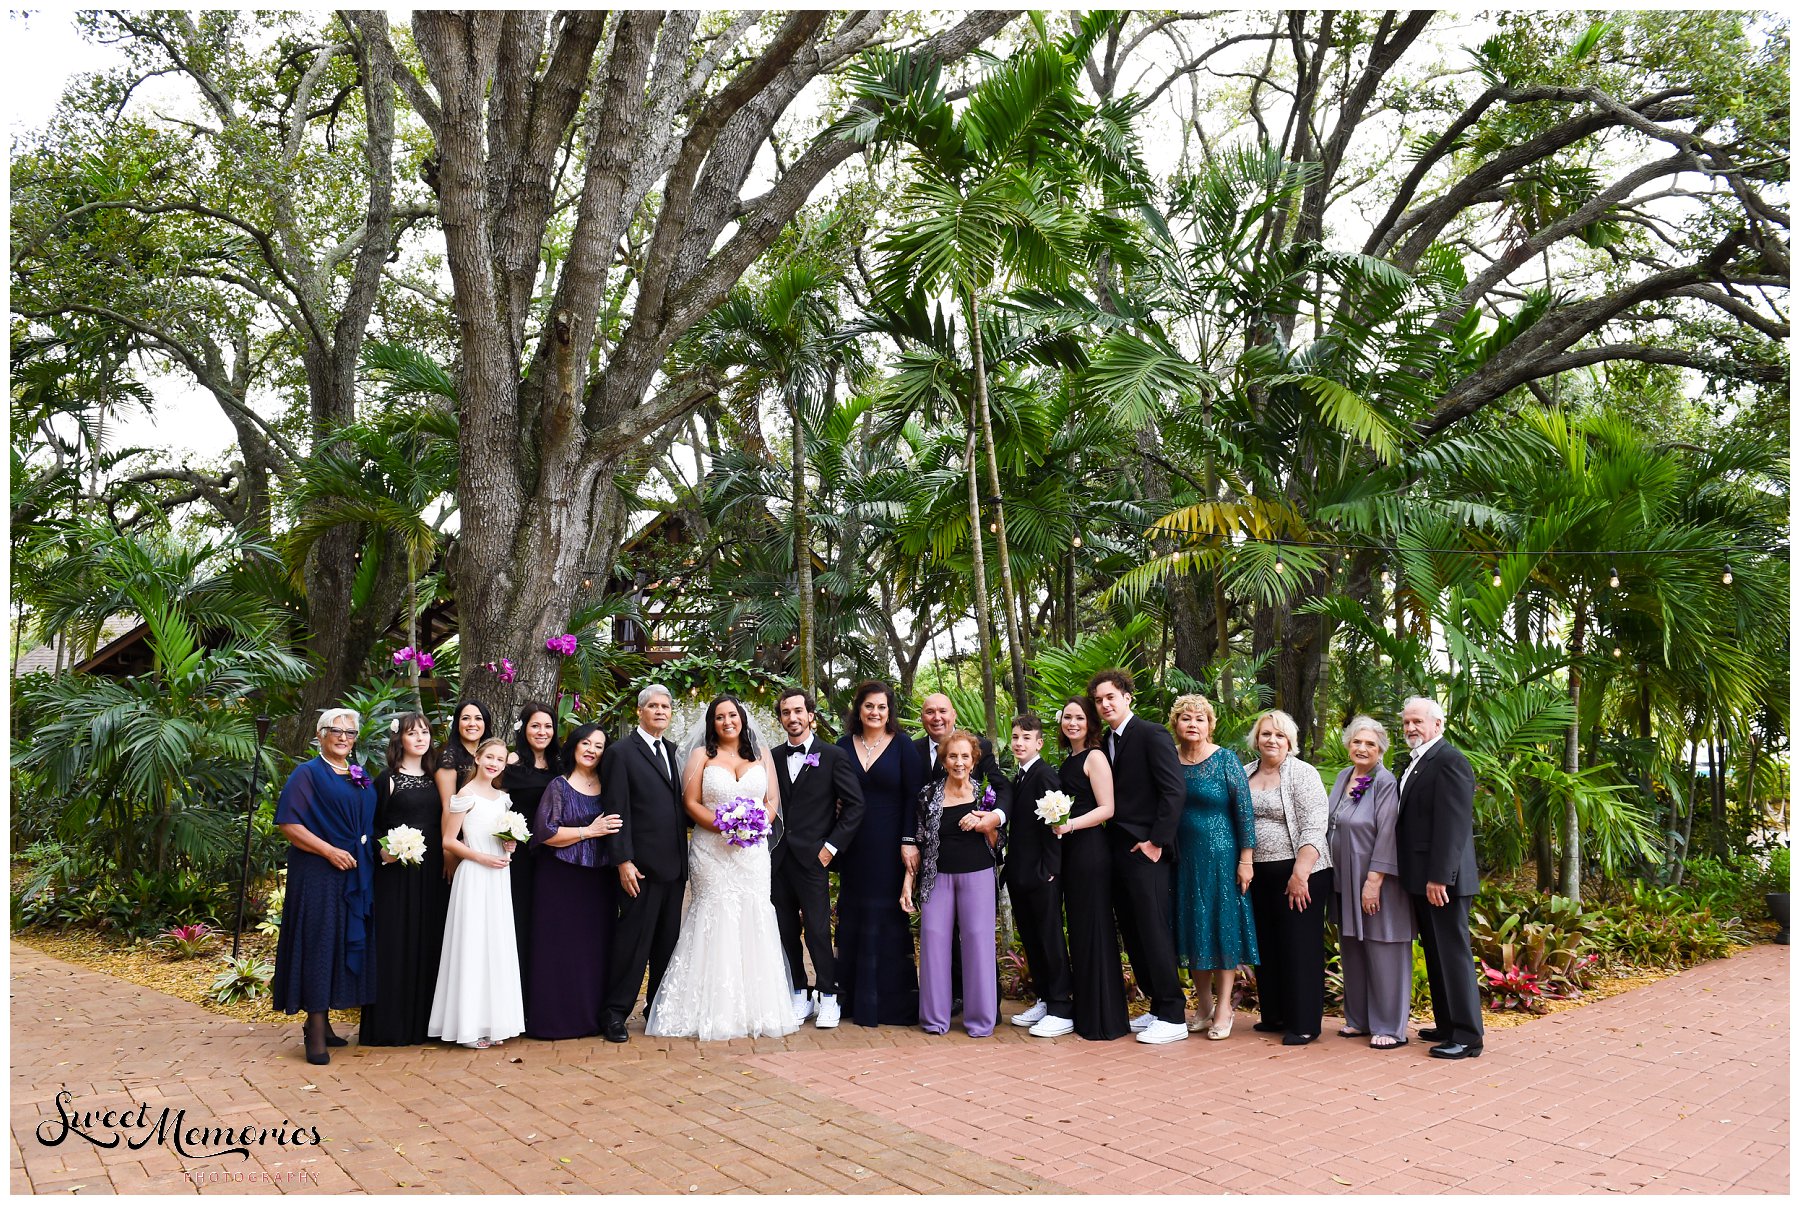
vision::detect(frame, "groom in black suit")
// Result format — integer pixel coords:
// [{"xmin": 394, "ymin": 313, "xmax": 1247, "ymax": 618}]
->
[
  {"xmin": 770, "ymin": 687, "xmax": 866, "ymax": 1030},
  {"xmin": 1396, "ymin": 696, "xmax": 1484, "ymax": 1059},
  {"xmin": 1089, "ymin": 668, "xmax": 1188, "ymax": 1045},
  {"xmin": 599, "ymin": 683, "xmax": 687, "ymax": 1043}
]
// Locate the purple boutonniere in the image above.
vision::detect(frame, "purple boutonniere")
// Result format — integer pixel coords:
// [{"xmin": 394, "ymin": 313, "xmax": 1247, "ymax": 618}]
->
[
  {"xmin": 1347, "ymin": 774, "xmax": 1373, "ymax": 804},
  {"xmin": 803, "ymin": 752, "xmax": 821, "ymax": 768},
  {"xmin": 348, "ymin": 764, "xmax": 370, "ymax": 789},
  {"xmin": 978, "ymin": 784, "xmax": 996, "ymax": 809}
]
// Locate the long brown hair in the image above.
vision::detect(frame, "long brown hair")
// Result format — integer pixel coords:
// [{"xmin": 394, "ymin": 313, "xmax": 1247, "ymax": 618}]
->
[
  {"xmin": 1057, "ymin": 695, "xmax": 1103, "ymax": 752},
  {"xmin": 385, "ymin": 712, "xmax": 437, "ymax": 775}
]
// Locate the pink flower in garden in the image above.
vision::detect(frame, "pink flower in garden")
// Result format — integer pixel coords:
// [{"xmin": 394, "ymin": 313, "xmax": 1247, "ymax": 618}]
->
[
  {"xmin": 393, "ymin": 646, "xmax": 416, "ymax": 668},
  {"xmin": 546, "ymin": 633, "xmax": 579, "ymax": 656},
  {"xmin": 416, "ymin": 652, "xmax": 435, "ymax": 671}
]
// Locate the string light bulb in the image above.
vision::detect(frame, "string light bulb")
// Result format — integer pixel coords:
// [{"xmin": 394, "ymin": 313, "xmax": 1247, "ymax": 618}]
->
[
  {"xmin": 1608, "ymin": 566, "xmax": 1620, "ymax": 589},
  {"xmin": 1722, "ymin": 562, "xmax": 1734, "ymax": 585},
  {"xmin": 1273, "ymin": 553, "xmax": 1286, "ymax": 574},
  {"xmin": 1612, "ymin": 646, "xmax": 1623, "ymax": 658},
  {"xmin": 1071, "ymin": 535, "xmax": 1082, "ymax": 549},
  {"xmin": 988, "ymin": 521, "xmax": 998, "ymax": 533},
  {"xmin": 1491, "ymin": 567, "xmax": 1504, "ymax": 588},
  {"xmin": 1379, "ymin": 566, "xmax": 1392, "ymax": 586}
]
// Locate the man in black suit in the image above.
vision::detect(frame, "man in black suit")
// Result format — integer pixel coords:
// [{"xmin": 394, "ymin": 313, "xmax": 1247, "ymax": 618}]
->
[
  {"xmin": 1396, "ymin": 695, "xmax": 1484, "ymax": 1059},
  {"xmin": 916, "ymin": 693, "xmax": 1013, "ymax": 820},
  {"xmin": 599, "ymin": 683, "xmax": 686, "ymax": 1043},
  {"xmin": 1005, "ymin": 714, "xmax": 1074, "ymax": 1037},
  {"xmin": 1089, "ymin": 668, "xmax": 1188, "ymax": 1046},
  {"xmin": 770, "ymin": 686, "xmax": 866, "ymax": 1030}
]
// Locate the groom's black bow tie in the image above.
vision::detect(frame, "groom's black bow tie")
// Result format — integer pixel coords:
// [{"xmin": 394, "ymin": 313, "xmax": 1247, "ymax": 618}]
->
[{"xmin": 786, "ymin": 743, "xmax": 808, "ymax": 753}]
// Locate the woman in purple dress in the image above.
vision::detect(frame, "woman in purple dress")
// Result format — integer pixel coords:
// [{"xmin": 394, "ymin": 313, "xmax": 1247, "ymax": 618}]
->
[
  {"xmin": 524, "ymin": 723, "xmax": 623, "ymax": 1039},
  {"xmin": 834, "ymin": 681, "xmax": 925, "ymax": 1027}
]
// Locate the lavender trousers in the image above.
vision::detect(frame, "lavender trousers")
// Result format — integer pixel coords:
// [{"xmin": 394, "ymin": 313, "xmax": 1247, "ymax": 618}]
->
[{"xmin": 919, "ymin": 869, "xmax": 997, "ymax": 1036}]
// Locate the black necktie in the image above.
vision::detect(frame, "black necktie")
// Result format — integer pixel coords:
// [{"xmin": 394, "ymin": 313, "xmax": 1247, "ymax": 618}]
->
[
  {"xmin": 787, "ymin": 743, "xmax": 807, "ymax": 753},
  {"xmin": 654, "ymin": 740, "xmax": 671, "ymax": 783},
  {"xmin": 1107, "ymin": 729, "xmax": 1118, "ymax": 760}
]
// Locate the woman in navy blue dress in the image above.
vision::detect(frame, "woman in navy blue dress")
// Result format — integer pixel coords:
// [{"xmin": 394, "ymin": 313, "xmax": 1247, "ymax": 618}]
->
[
  {"xmin": 834, "ymin": 680, "xmax": 924, "ymax": 1027},
  {"xmin": 272, "ymin": 707, "xmax": 378, "ymax": 1065}
]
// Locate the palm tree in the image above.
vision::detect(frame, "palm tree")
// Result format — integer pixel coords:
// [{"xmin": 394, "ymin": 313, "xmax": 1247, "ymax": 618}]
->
[
  {"xmin": 849, "ymin": 14, "xmax": 1141, "ymax": 726},
  {"xmin": 281, "ymin": 343, "xmax": 459, "ymax": 708},
  {"xmin": 682, "ymin": 260, "xmax": 860, "ymax": 692}
]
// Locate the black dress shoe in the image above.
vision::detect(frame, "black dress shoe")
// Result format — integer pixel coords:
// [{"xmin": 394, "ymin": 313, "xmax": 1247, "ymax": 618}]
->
[
  {"xmin": 1253, "ymin": 1021, "xmax": 1286, "ymax": 1034},
  {"xmin": 305, "ymin": 1049, "xmax": 330, "ymax": 1066},
  {"xmin": 1418, "ymin": 1026, "xmax": 1446, "ymax": 1041},
  {"xmin": 1429, "ymin": 1041, "xmax": 1481, "ymax": 1059},
  {"xmin": 1281, "ymin": 1032, "xmax": 1316, "ymax": 1046},
  {"xmin": 324, "ymin": 1032, "xmax": 349, "ymax": 1048},
  {"xmin": 952, "ymin": 997, "xmax": 964, "ymax": 1017},
  {"xmin": 603, "ymin": 1021, "xmax": 629, "ymax": 1044}
]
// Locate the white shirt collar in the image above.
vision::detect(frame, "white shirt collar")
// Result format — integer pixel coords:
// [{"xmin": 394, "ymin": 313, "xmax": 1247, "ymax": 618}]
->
[
  {"xmin": 1408, "ymin": 733, "xmax": 1443, "ymax": 761},
  {"xmin": 1018, "ymin": 755, "xmax": 1040, "ymax": 774},
  {"xmin": 786, "ymin": 734, "xmax": 814, "ymax": 754},
  {"xmin": 1111, "ymin": 713, "xmax": 1132, "ymax": 737},
  {"xmin": 638, "ymin": 727, "xmax": 664, "ymax": 750}
]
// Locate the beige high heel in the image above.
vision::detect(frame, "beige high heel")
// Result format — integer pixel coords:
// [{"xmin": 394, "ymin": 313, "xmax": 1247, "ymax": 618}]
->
[{"xmin": 1207, "ymin": 1010, "xmax": 1235, "ymax": 1040}]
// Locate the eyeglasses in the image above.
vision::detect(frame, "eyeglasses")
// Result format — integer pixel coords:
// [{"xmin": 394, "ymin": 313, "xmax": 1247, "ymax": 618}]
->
[{"xmin": 322, "ymin": 727, "xmax": 358, "ymax": 739}]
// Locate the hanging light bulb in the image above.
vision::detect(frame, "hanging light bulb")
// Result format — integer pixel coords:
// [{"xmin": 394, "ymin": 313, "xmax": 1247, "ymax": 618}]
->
[
  {"xmin": 1071, "ymin": 535, "xmax": 1083, "ymax": 549},
  {"xmin": 1722, "ymin": 561, "xmax": 1734, "ymax": 585},
  {"xmin": 581, "ymin": 577, "xmax": 592, "ymax": 590},
  {"xmin": 1608, "ymin": 565, "xmax": 1620, "ymax": 589},
  {"xmin": 1491, "ymin": 566, "xmax": 1504, "ymax": 588},
  {"xmin": 988, "ymin": 521, "xmax": 999, "ymax": 533},
  {"xmin": 1612, "ymin": 646, "xmax": 1623, "ymax": 658},
  {"xmin": 1273, "ymin": 550, "xmax": 1286, "ymax": 574},
  {"xmin": 1379, "ymin": 566, "xmax": 1392, "ymax": 587}
]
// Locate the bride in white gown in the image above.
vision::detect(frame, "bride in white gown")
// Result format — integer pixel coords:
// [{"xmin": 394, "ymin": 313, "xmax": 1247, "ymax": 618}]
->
[{"xmin": 646, "ymin": 696, "xmax": 800, "ymax": 1040}]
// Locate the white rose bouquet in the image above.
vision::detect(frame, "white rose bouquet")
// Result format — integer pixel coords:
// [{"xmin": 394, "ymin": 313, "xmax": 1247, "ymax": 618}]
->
[
  {"xmin": 492, "ymin": 810, "xmax": 532, "ymax": 846},
  {"xmin": 1034, "ymin": 789, "xmax": 1074, "ymax": 830},
  {"xmin": 379, "ymin": 824, "xmax": 427, "ymax": 865}
]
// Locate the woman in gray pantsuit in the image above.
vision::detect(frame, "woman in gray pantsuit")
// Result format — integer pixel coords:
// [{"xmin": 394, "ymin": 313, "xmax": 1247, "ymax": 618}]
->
[{"xmin": 1326, "ymin": 716, "xmax": 1415, "ymax": 1049}]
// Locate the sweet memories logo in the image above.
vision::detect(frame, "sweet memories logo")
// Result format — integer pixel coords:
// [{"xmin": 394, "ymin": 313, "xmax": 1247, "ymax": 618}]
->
[{"xmin": 36, "ymin": 1090, "xmax": 322, "ymax": 1160}]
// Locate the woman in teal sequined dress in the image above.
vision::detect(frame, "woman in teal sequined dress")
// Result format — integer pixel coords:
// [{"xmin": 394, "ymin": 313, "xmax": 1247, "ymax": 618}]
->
[{"xmin": 1168, "ymin": 694, "xmax": 1258, "ymax": 1039}]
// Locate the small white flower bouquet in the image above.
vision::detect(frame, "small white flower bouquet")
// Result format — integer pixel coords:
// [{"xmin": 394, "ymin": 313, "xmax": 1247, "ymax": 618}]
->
[
  {"xmin": 379, "ymin": 824, "xmax": 427, "ymax": 865},
  {"xmin": 1034, "ymin": 789, "xmax": 1074, "ymax": 830},
  {"xmin": 492, "ymin": 810, "xmax": 532, "ymax": 846}
]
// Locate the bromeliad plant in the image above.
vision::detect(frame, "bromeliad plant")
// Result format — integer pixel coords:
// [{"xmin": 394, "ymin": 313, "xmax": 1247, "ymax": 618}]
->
[
  {"xmin": 1469, "ymin": 889, "xmax": 1604, "ymax": 1010},
  {"xmin": 154, "ymin": 922, "xmax": 219, "ymax": 959},
  {"xmin": 209, "ymin": 956, "xmax": 275, "ymax": 1005}
]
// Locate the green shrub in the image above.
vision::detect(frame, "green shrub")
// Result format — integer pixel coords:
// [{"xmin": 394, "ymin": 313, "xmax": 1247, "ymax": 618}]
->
[
  {"xmin": 1592, "ymin": 883, "xmax": 1749, "ymax": 969},
  {"xmin": 1469, "ymin": 889, "xmax": 1603, "ymax": 1010}
]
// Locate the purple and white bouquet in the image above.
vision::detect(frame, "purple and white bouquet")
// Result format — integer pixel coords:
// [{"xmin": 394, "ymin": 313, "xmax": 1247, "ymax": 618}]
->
[
  {"xmin": 380, "ymin": 824, "xmax": 427, "ymax": 865},
  {"xmin": 714, "ymin": 793, "xmax": 771, "ymax": 849},
  {"xmin": 491, "ymin": 810, "xmax": 532, "ymax": 846}
]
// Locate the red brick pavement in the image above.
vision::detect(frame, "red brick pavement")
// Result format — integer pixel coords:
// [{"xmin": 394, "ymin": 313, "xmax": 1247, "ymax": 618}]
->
[{"xmin": 10, "ymin": 940, "xmax": 1788, "ymax": 1194}]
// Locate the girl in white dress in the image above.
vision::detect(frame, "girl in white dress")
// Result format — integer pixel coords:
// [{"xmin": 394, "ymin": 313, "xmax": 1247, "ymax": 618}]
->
[
  {"xmin": 646, "ymin": 696, "xmax": 800, "ymax": 1040},
  {"xmin": 428, "ymin": 738, "xmax": 527, "ymax": 1048}
]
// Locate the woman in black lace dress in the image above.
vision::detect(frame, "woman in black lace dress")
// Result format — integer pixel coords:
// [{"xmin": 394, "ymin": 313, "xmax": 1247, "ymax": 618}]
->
[
  {"xmin": 500, "ymin": 701, "xmax": 560, "ymax": 1016},
  {"xmin": 1053, "ymin": 696, "xmax": 1130, "ymax": 1040},
  {"xmin": 360, "ymin": 713, "xmax": 452, "ymax": 1045}
]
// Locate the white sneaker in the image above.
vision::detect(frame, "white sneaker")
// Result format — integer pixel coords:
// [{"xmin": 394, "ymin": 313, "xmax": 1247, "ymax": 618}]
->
[
  {"xmin": 1028, "ymin": 1014, "xmax": 1074, "ymax": 1037},
  {"xmin": 1136, "ymin": 1017, "xmax": 1189, "ymax": 1045},
  {"xmin": 793, "ymin": 990, "xmax": 813, "ymax": 1022},
  {"xmin": 814, "ymin": 994, "xmax": 840, "ymax": 1029},
  {"xmin": 1012, "ymin": 1000, "xmax": 1049, "ymax": 1027},
  {"xmin": 1129, "ymin": 1012, "xmax": 1154, "ymax": 1032}
]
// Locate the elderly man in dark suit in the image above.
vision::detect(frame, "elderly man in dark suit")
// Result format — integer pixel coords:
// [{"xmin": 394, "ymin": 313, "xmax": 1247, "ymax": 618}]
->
[
  {"xmin": 1396, "ymin": 695, "xmax": 1484, "ymax": 1059},
  {"xmin": 598, "ymin": 683, "xmax": 686, "ymax": 1043}
]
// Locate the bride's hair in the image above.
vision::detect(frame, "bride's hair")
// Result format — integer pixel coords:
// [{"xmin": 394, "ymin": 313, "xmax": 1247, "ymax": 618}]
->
[{"xmin": 702, "ymin": 695, "xmax": 760, "ymax": 762}]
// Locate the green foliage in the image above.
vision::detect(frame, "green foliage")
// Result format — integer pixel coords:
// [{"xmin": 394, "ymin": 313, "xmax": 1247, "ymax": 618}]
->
[
  {"xmin": 1469, "ymin": 889, "xmax": 1604, "ymax": 1010},
  {"xmin": 1591, "ymin": 883, "xmax": 1749, "ymax": 969},
  {"xmin": 154, "ymin": 922, "xmax": 221, "ymax": 960},
  {"xmin": 209, "ymin": 956, "xmax": 275, "ymax": 1006}
]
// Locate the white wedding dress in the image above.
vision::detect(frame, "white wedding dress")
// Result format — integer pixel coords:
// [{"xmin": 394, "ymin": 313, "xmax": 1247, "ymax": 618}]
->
[
  {"xmin": 645, "ymin": 763, "xmax": 800, "ymax": 1040},
  {"xmin": 428, "ymin": 788, "xmax": 526, "ymax": 1046}
]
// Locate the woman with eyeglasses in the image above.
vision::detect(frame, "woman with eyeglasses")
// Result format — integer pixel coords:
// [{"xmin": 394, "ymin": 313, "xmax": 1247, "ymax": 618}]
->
[{"xmin": 271, "ymin": 707, "xmax": 380, "ymax": 1065}]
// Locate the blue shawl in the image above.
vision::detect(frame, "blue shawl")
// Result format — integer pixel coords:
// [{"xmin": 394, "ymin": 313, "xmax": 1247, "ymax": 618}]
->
[{"xmin": 275, "ymin": 756, "xmax": 377, "ymax": 974}]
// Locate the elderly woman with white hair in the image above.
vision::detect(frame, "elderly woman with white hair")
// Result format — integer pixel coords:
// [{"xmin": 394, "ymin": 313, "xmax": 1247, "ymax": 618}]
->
[
  {"xmin": 1326, "ymin": 716, "xmax": 1414, "ymax": 1048},
  {"xmin": 272, "ymin": 707, "xmax": 379, "ymax": 1065},
  {"xmin": 1243, "ymin": 709, "xmax": 1333, "ymax": 1045}
]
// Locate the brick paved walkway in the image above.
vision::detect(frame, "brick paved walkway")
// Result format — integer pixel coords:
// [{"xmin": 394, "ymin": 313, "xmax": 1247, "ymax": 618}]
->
[{"xmin": 10, "ymin": 941, "xmax": 1787, "ymax": 1194}]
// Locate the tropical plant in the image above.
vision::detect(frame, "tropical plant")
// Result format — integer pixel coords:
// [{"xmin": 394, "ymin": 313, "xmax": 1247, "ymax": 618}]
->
[
  {"xmin": 154, "ymin": 922, "xmax": 221, "ymax": 960},
  {"xmin": 209, "ymin": 956, "xmax": 275, "ymax": 1005}
]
